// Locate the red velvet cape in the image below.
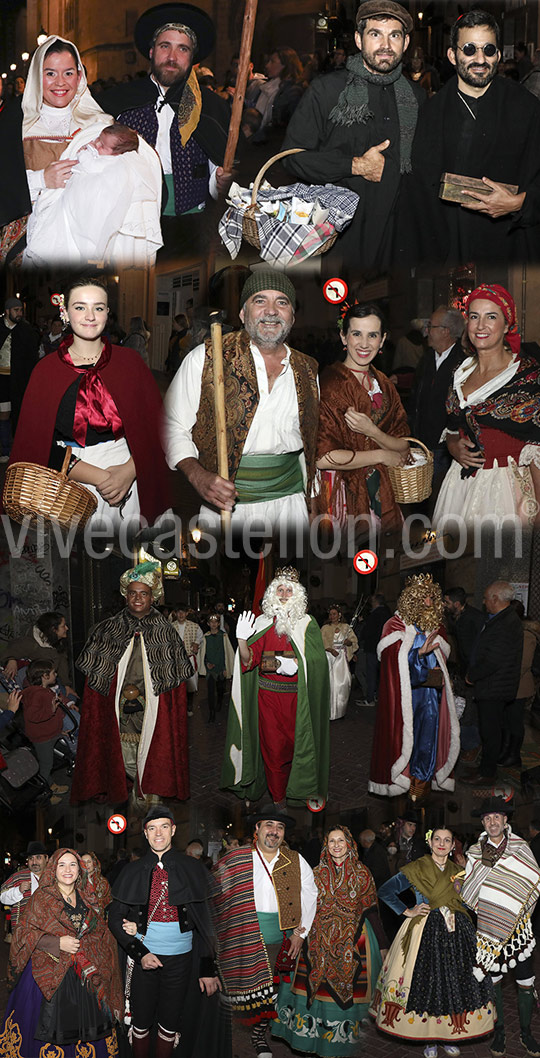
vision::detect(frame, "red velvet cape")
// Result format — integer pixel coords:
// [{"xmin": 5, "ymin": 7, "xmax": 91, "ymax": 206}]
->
[
  {"xmin": 369, "ymin": 615, "xmax": 455, "ymax": 795},
  {"xmin": 9, "ymin": 344, "xmax": 171, "ymax": 525},
  {"xmin": 70, "ymin": 675, "xmax": 189, "ymax": 804}
]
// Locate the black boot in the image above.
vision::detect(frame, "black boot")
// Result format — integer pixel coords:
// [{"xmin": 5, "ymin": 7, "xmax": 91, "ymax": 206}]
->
[
  {"xmin": 490, "ymin": 981, "xmax": 505, "ymax": 1056},
  {"xmin": 498, "ymin": 736, "xmax": 522, "ymax": 768},
  {"xmin": 518, "ymin": 985, "xmax": 540, "ymax": 1056}
]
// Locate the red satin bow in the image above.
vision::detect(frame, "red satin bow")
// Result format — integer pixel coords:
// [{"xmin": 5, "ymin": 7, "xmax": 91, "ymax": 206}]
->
[{"xmin": 58, "ymin": 336, "xmax": 124, "ymax": 446}]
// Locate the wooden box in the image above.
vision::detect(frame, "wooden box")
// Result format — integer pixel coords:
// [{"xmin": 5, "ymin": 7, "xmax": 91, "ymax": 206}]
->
[{"xmin": 439, "ymin": 172, "xmax": 519, "ymax": 205}]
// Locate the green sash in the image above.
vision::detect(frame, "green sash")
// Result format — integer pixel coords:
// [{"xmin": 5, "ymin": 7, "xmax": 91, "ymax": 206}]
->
[
  {"xmin": 257, "ymin": 911, "xmax": 284, "ymax": 945},
  {"xmin": 163, "ymin": 173, "xmax": 203, "ymax": 216},
  {"xmin": 234, "ymin": 451, "xmax": 304, "ymax": 504}
]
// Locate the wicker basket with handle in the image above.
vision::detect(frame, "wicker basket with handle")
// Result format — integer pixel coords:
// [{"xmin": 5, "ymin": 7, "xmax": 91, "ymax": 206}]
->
[
  {"xmin": 387, "ymin": 437, "xmax": 433, "ymax": 504},
  {"xmin": 3, "ymin": 447, "xmax": 98, "ymax": 531},
  {"xmin": 242, "ymin": 147, "xmax": 338, "ymax": 255}
]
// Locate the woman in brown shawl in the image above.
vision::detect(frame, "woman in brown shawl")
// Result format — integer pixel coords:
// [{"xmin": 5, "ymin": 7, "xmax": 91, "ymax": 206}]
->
[
  {"xmin": 272, "ymin": 826, "xmax": 387, "ymax": 1055},
  {"xmin": 315, "ymin": 303, "xmax": 410, "ymax": 530},
  {"xmin": 81, "ymin": 852, "xmax": 112, "ymax": 913},
  {"xmin": 0, "ymin": 847, "xmax": 123, "ymax": 1058}
]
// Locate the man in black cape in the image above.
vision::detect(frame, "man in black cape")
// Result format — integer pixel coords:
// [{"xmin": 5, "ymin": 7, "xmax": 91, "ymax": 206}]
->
[
  {"xmin": 108, "ymin": 805, "xmax": 230, "ymax": 1058},
  {"xmin": 282, "ymin": 0, "xmax": 424, "ymax": 275},
  {"xmin": 398, "ymin": 8, "xmax": 540, "ymax": 265},
  {"xmin": 94, "ymin": 3, "xmax": 231, "ymax": 253}
]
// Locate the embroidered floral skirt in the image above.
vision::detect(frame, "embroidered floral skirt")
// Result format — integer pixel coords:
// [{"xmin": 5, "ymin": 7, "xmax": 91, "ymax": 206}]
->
[
  {"xmin": 0, "ymin": 961, "xmax": 118, "ymax": 1058},
  {"xmin": 272, "ymin": 918, "xmax": 381, "ymax": 1056},
  {"xmin": 370, "ymin": 909, "xmax": 495, "ymax": 1043}
]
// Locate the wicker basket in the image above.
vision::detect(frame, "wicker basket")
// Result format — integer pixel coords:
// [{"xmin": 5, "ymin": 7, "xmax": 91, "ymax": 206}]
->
[
  {"xmin": 387, "ymin": 437, "xmax": 433, "ymax": 504},
  {"xmin": 3, "ymin": 447, "xmax": 98, "ymax": 531},
  {"xmin": 242, "ymin": 147, "xmax": 338, "ymax": 256}
]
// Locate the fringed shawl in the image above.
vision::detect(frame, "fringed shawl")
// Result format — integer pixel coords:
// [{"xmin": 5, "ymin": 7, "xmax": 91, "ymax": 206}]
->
[
  {"xmin": 308, "ymin": 828, "xmax": 377, "ymax": 1005},
  {"xmin": 316, "ymin": 361, "xmax": 409, "ymax": 529},
  {"xmin": 10, "ymin": 848, "xmax": 123, "ymax": 1016}
]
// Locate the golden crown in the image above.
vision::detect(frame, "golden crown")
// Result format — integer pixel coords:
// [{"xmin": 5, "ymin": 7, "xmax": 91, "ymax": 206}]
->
[{"xmin": 274, "ymin": 566, "xmax": 300, "ymax": 583}]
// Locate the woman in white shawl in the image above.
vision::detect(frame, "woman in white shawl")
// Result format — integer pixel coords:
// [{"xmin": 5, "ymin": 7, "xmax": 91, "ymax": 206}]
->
[
  {"xmin": 321, "ymin": 606, "xmax": 358, "ymax": 720},
  {"xmin": 20, "ymin": 36, "xmax": 162, "ymax": 266}
]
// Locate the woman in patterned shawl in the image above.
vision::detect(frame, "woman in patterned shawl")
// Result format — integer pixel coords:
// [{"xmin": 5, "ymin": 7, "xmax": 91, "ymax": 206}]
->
[
  {"xmin": 433, "ymin": 283, "xmax": 540, "ymax": 529},
  {"xmin": 81, "ymin": 852, "xmax": 112, "ymax": 914},
  {"xmin": 371, "ymin": 827, "xmax": 494, "ymax": 1058},
  {"xmin": 272, "ymin": 826, "xmax": 387, "ymax": 1055},
  {"xmin": 0, "ymin": 847, "xmax": 123, "ymax": 1058},
  {"xmin": 315, "ymin": 303, "xmax": 410, "ymax": 531}
]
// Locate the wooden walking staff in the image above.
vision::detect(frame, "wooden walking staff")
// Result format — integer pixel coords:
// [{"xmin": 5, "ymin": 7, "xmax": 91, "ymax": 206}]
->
[
  {"xmin": 222, "ymin": 0, "xmax": 259, "ymax": 174},
  {"xmin": 209, "ymin": 311, "xmax": 230, "ymax": 533}
]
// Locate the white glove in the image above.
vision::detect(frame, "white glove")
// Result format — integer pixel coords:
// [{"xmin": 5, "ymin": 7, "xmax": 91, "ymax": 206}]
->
[
  {"xmin": 275, "ymin": 656, "xmax": 298, "ymax": 676},
  {"xmin": 236, "ymin": 610, "xmax": 257, "ymax": 640}
]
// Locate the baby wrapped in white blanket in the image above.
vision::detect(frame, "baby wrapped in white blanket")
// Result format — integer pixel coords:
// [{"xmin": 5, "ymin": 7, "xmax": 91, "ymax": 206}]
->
[{"xmin": 24, "ymin": 122, "xmax": 163, "ymax": 266}]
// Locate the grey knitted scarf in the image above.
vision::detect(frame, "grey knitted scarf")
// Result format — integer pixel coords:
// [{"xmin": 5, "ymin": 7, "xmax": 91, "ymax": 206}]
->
[{"xmin": 329, "ymin": 53, "xmax": 418, "ymax": 173}]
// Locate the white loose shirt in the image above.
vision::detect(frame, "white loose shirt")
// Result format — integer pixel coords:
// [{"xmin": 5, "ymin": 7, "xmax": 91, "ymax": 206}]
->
[
  {"xmin": 1, "ymin": 870, "xmax": 40, "ymax": 905},
  {"xmin": 252, "ymin": 847, "xmax": 318, "ymax": 935}
]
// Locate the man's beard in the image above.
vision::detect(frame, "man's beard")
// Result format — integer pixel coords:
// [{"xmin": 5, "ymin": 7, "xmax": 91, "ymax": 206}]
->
[
  {"xmin": 245, "ymin": 316, "xmax": 292, "ymax": 349},
  {"xmin": 363, "ymin": 50, "xmax": 402, "ymax": 74},
  {"xmin": 151, "ymin": 58, "xmax": 187, "ymax": 89},
  {"xmin": 262, "ymin": 582, "xmax": 307, "ymax": 638},
  {"xmin": 455, "ymin": 53, "xmax": 498, "ymax": 90}
]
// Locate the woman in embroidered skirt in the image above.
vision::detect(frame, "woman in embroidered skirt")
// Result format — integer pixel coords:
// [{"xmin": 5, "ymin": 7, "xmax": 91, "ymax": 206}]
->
[
  {"xmin": 8, "ymin": 276, "xmax": 170, "ymax": 535},
  {"xmin": 0, "ymin": 848, "xmax": 123, "ymax": 1058},
  {"xmin": 315, "ymin": 303, "xmax": 410, "ymax": 532},
  {"xmin": 370, "ymin": 827, "xmax": 494, "ymax": 1058},
  {"xmin": 433, "ymin": 284, "xmax": 540, "ymax": 530},
  {"xmin": 273, "ymin": 826, "xmax": 387, "ymax": 1056},
  {"xmin": 321, "ymin": 606, "xmax": 358, "ymax": 720}
]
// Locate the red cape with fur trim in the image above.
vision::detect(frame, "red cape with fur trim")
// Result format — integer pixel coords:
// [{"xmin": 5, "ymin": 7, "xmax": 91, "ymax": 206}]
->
[
  {"xmin": 70, "ymin": 676, "xmax": 189, "ymax": 804},
  {"xmin": 368, "ymin": 615, "xmax": 459, "ymax": 796},
  {"xmin": 9, "ymin": 342, "xmax": 170, "ymax": 525}
]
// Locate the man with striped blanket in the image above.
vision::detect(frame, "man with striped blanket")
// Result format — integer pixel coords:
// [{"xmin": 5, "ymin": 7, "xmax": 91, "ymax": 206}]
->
[
  {"xmin": 213, "ymin": 805, "xmax": 317, "ymax": 1058},
  {"xmin": 461, "ymin": 797, "xmax": 540, "ymax": 1058}
]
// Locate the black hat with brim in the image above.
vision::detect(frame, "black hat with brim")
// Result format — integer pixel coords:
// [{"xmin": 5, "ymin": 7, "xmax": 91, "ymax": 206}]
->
[
  {"xmin": 475, "ymin": 796, "xmax": 513, "ymax": 819},
  {"xmin": 135, "ymin": 3, "xmax": 215, "ymax": 60},
  {"xmin": 247, "ymin": 803, "xmax": 296, "ymax": 830},
  {"xmin": 26, "ymin": 841, "xmax": 47, "ymax": 857}
]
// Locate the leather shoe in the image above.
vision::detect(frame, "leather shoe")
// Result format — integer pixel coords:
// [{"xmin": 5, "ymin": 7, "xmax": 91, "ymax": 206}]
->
[{"xmin": 460, "ymin": 769, "xmax": 496, "ymax": 786}]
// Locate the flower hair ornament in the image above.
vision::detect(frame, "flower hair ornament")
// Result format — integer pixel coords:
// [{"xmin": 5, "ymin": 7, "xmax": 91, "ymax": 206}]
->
[
  {"xmin": 51, "ymin": 293, "xmax": 69, "ymax": 326},
  {"xmin": 337, "ymin": 299, "xmax": 360, "ymax": 332}
]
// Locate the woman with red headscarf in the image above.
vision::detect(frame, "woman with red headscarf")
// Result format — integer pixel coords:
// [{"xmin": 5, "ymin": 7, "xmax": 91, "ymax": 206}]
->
[
  {"xmin": 272, "ymin": 826, "xmax": 387, "ymax": 1056},
  {"xmin": 433, "ymin": 284, "xmax": 540, "ymax": 529},
  {"xmin": 0, "ymin": 847, "xmax": 123, "ymax": 1058}
]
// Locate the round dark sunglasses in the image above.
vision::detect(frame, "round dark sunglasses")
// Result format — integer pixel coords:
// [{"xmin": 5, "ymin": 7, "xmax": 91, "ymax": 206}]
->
[{"xmin": 457, "ymin": 42, "xmax": 498, "ymax": 57}]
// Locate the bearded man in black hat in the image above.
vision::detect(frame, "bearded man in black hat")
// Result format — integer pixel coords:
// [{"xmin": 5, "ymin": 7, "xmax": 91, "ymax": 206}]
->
[
  {"xmin": 462, "ymin": 797, "xmax": 540, "ymax": 1058},
  {"xmin": 108, "ymin": 805, "xmax": 226, "ymax": 1058},
  {"xmin": 0, "ymin": 841, "xmax": 48, "ymax": 939},
  {"xmin": 282, "ymin": 0, "xmax": 424, "ymax": 273},
  {"xmin": 213, "ymin": 805, "xmax": 317, "ymax": 1058},
  {"xmin": 95, "ymin": 3, "xmax": 231, "ymax": 243}
]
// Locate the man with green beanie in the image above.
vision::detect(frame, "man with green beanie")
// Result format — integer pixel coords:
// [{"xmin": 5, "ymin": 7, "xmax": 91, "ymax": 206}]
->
[
  {"xmin": 165, "ymin": 268, "xmax": 319, "ymax": 534},
  {"xmin": 461, "ymin": 797, "xmax": 540, "ymax": 1057}
]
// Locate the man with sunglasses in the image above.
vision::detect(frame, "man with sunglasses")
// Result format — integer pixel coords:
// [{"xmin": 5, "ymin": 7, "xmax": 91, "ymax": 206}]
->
[{"xmin": 400, "ymin": 9, "xmax": 540, "ymax": 264}]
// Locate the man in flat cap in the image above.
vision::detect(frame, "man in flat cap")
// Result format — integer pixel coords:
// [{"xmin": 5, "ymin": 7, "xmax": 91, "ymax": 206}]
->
[
  {"xmin": 1, "ymin": 841, "xmax": 48, "ymax": 942},
  {"xmin": 282, "ymin": 0, "xmax": 424, "ymax": 273},
  {"xmin": 213, "ymin": 805, "xmax": 317, "ymax": 1058},
  {"xmin": 108, "ymin": 805, "xmax": 226, "ymax": 1058},
  {"xmin": 95, "ymin": 3, "xmax": 231, "ymax": 249},
  {"xmin": 462, "ymin": 797, "xmax": 540, "ymax": 1057},
  {"xmin": 400, "ymin": 9, "xmax": 540, "ymax": 264},
  {"xmin": 165, "ymin": 269, "xmax": 319, "ymax": 534},
  {"xmin": 0, "ymin": 297, "xmax": 39, "ymax": 460},
  {"xmin": 71, "ymin": 561, "xmax": 193, "ymax": 805}
]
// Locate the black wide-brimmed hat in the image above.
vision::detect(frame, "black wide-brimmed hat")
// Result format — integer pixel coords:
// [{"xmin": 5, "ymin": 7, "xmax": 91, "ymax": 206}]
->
[
  {"xmin": 247, "ymin": 804, "xmax": 296, "ymax": 830},
  {"xmin": 135, "ymin": 3, "xmax": 215, "ymax": 60},
  {"xmin": 475, "ymin": 796, "xmax": 513, "ymax": 819},
  {"xmin": 26, "ymin": 841, "xmax": 47, "ymax": 857}
]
